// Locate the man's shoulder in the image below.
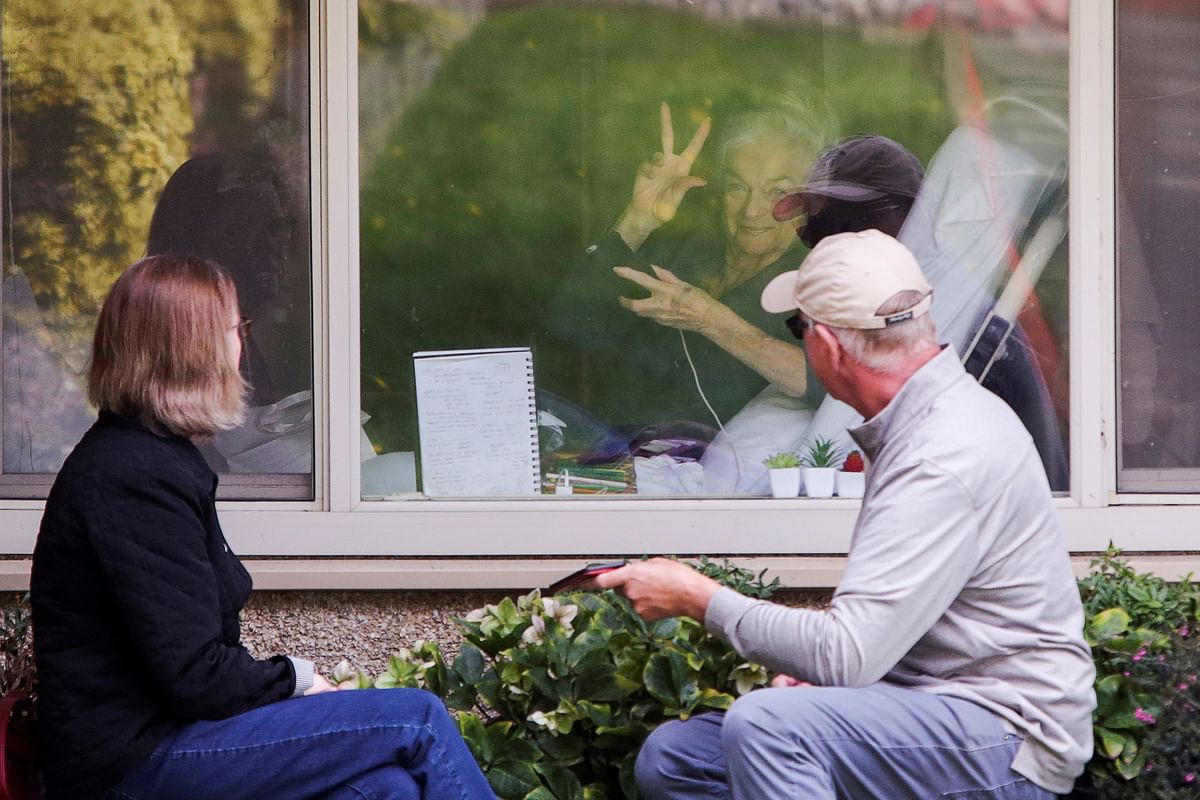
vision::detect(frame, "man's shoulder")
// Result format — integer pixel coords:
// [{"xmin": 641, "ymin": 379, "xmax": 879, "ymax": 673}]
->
[{"xmin": 903, "ymin": 376, "xmax": 1048, "ymax": 494}]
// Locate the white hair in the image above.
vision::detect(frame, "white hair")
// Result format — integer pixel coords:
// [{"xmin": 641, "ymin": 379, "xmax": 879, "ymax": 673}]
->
[
  {"xmin": 719, "ymin": 96, "xmax": 838, "ymax": 172},
  {"xmin": 829, "ymin": 290, "xmax": 938, "ymax": 372}
]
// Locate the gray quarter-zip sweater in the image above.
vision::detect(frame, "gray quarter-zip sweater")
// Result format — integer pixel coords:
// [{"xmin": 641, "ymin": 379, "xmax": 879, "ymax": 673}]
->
[{"xmin": 705, "ymin": 347, "xmax": 1095, "ymax": 794}]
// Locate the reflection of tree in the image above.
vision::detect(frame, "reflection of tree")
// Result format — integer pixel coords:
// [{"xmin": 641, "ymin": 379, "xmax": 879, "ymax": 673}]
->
[
  {"xmin": 2, "ymin": 0, "xmax": 290, "ymax": 368},
  {"xmin": 3, "ymin": 1, "xmax": 193, "ymax": 366},
  {"xmin": 173, "ymin": 0, "xmax": 284, "ymax": 154}
]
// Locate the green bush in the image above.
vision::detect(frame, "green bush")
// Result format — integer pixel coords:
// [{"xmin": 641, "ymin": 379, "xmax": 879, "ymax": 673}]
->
[
  {"xmin": 344, "ymin": 559, "xmax": 775, "ymax": 799},
  {"xmin": 343, "ymin": 547, "xmax": 1200, "ymax": 798},
  {"xmin": 1091, "ymin": 633, "xmax": 1200, "ymax": 800},
  {"xmin": 1079, "ymin": 546, "xmax": 1200, "ymax": 788}
]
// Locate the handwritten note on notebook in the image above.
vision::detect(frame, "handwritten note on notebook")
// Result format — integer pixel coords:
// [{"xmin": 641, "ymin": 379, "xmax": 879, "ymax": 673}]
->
[{"xmin": 412, "ymin": 347, "xmax": 540, "ymax": 496}]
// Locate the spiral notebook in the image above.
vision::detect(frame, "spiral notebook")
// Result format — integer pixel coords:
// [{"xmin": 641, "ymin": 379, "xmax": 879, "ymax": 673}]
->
[{"xmin": 412, "ymin": 347, "xmax": 540, "ymax": 496}]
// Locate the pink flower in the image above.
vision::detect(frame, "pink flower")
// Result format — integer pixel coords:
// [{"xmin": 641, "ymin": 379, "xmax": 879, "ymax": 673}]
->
[
  {"xmin": 1185, "ymin": 773, "xmax": 1195, "ymax": 783},
  {"xmin": 1133, "ymin": 649, "xmax": 1147, "ymax": 662},
  {"xmin": 1133, "ymin": 707, "xmax": 1157, "ymax": 725},
  {"xmin": 1179, "ymin": 625, "xmax": 1191, "ymax": 637},
  {"xmin": 1123, "ymin": 670, "xmax": 1131, "ymax": 677}
]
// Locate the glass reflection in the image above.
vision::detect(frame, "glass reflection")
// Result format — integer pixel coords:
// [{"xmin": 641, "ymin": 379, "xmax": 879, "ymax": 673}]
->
[
  {"xmin": 355, "ymin": 0, "xmax": 1070, "ymax": 498},
  {"xmin": 1117, "ymin": 1, "xmax": 1200, "ymax": 491},
  {"xmin": 1, "ymin": 1, "xmax": 312, "ymax": 487}
]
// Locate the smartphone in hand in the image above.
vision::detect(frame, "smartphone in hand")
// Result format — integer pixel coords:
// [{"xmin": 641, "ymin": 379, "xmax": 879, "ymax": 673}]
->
[{"xmin": 547, "ymin": 560, "xmax": 627, "ymax": 594}]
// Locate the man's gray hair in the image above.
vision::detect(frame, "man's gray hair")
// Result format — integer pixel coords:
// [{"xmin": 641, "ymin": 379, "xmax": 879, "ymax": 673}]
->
[{"xmin": 829, "ymin": 290, "xmax": 938, "ymax": 372}]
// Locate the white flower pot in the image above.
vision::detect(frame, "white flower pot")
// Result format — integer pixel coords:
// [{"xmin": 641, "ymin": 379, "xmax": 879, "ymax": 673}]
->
[
  {"xmin": 836, "ymin": 471, "xmax": 865, "ymax": 498},
  {"xmin": 767, "ymin": 467, "xmax": 801, "ymax": 498},
  {"xmin": 802, "ymin": 467, "xmax": 836, "ymax": 498}
]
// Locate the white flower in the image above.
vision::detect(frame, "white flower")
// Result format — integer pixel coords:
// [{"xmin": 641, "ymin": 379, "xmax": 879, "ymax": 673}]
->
[
  {"xmin": 528, "ymin": 709, "xmax": 557, "ymax": 732},
  {"xmin": 464, "ymin": 607, "xmax": 488, "ymax": 622},
  {"xmin": 331, "ymin": 658, "xmax": 355, "ymax": 684},
  {"xmin": 542, "ymin": 599, "xmax": 578, "ymax": 634},
  {"xmin": 522, "ymin": 614, "xmax": 546, "ymax": 645},
  {"xmin": 732, "ymin": 662, "xmax": 768, "ymax": 695}
]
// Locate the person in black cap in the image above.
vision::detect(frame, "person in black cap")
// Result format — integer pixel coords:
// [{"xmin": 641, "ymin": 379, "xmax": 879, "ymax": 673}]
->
[
  {"xmin": 772, "ymin": 133, "xmax": 922, "ymax": 247},
  {"xmin": 618, "ymin": 130, "xmax": 1065, "ymax": 493},
  {"xmin": 771, "ymin": 134, "xmax": 1068, "ymax": 491}
]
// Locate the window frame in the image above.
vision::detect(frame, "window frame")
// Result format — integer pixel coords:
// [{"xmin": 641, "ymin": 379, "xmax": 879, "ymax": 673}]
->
[{"xmin": 3, "ymin": 0, "xmax": 1199, "ymax": 589}]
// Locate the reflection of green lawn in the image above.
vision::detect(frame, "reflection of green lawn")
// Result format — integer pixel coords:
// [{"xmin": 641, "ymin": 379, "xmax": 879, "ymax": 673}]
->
[{"xmin": 359, "ymin": 5, "xmax": 956, "ymax": 455}]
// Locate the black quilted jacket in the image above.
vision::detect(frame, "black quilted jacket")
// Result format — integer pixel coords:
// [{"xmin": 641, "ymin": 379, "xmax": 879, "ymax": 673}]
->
[{"xmin": 31, "ymin": 412, "xmax": 296, "ymax": 799}]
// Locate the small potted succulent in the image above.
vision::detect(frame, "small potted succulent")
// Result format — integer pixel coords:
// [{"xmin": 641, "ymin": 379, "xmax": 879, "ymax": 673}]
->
[
  {"xmin": 762, "ymin": 451, "xmax": 802, "ymax": 498},
  {"xmin": 836, "ymin": 450, "xmax": 866, "ymax": 498},
  {"xmin": 800, "ymin": 437, "xmax": 844, "ymax": 498}
]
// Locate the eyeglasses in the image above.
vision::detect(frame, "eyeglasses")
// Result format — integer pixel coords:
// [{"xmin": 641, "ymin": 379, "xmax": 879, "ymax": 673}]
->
[
  {"xmin": 785, "ymin": 313, "xmax": 812, "ymax": 341},
  {"xmin": 232, "ymin": 317, "xmax": 252, "ymax": 340}
]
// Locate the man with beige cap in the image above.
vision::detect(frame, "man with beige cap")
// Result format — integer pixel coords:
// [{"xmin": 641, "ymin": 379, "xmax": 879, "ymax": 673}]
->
[{"xmin": 593, "ymin": 229, "xmax": 1094, "ymax": 799}]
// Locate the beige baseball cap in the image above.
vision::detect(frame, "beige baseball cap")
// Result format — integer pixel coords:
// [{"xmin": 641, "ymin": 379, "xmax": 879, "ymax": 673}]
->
[{"xmin": 760, "ymin": 229, "xmax": 933, "ymax": 330}]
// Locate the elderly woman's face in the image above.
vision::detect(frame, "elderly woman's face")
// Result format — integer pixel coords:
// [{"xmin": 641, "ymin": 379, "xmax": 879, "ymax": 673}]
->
[{"xmin": 722, "ymin": 139, "xmax": 808, "ymax": 261}]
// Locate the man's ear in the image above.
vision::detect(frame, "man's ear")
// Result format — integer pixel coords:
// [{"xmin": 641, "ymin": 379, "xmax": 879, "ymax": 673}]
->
[{"xmin": 811, "ymin": 322, "xmax": 842, "ymax": 367}]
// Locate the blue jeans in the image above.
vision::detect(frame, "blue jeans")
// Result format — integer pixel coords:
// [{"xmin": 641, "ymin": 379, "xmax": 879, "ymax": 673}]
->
[
  {"xmin": 105, "ymin": 688, "xmax": 495, "ymax": 800},
  {"xmin": 637, "ymin": 683, "xmax": 1058, "ymax": 799}
]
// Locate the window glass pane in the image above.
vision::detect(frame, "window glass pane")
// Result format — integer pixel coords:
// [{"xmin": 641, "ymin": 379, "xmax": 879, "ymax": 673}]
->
[
  {"xmin": 1117, "ymin": 1, "xmax": 1200, "ymax": 492},
  {"xmin": 1, "ymin": 1, "xmax": 313, "ymax": 499},
  {"xmin": 358, "ymin": 1, "xmax": 1070, "ymax": 499}
]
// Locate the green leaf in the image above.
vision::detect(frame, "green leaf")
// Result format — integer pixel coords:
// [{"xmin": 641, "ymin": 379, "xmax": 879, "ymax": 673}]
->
[
  {"xmin": 1094, "ymin": 673, "xmax": 1124, "ymax": 717},
  {"xmin": 567, "ymin": 629, "xmax": 611, "ymax": 668},
  {"xmin": 1089, "ymin": 607, "xmax": 1131, "ymax": 641},
  {"xmin": 485, "ymin": 758, "xmax": 541, "ymax": 799},
  {"xmin": 698, "ymin": 688, "xmax": 734, "ymax": 711},
  {"xmin": 577, "ymin": 699, "xmax": 615, "ymax": 727},
  {"xmin": 1114, "ymin": 753, "xmax": 1145, "ymax": 781},
  {"xmin": 1095, "ymin": 726, "xmax": 1126, "ymax": 760},
  {"xmin": 459, "ymin": 713, "xmax": 488, "ymax": 763},
  {"xmin": 643, "ymin": 649, "xmax": 699, "ymax": 711},
  {"xmin": 534, "ymin": 762, "xmax": 584, "ymax": 800},
  {"xmin": 534, "ymin": 729, "xmax": 587, "ymax": 762},
  {"xmin": 455, "ymin": 643, "xmax": 487, "ymax": 684},
  {"xmin": 618, "ymin": 750, "xmax": 640, "ymax": 800}
]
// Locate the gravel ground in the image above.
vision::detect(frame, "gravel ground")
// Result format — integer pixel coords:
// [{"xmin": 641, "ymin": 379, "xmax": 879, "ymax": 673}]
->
[
  {"xmin": 239, "ymin": 590, "xmax": 511, "ymax": 676},
  {"xmin": 2, "ymin": 588, "xmax": 831, "ymax": 680}
]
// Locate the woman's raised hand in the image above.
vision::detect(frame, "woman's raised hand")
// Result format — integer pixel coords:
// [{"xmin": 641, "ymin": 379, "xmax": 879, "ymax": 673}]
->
[
  {"xmin": 615, "ymin": 103, "xmax": 712, "ymax": 251},
  {"xmin": 613, "ymin": 264, "xmax": 725, "ymax": 334}
]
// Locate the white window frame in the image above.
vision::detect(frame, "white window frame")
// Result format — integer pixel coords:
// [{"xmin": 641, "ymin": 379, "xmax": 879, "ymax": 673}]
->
[{"xmin": 2, "ymin": 0, "xmax": 1197, "ymax": 589}]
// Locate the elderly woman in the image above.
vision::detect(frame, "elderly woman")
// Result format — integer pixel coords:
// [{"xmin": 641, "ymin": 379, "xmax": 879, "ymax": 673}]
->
[
  {"xmin": 553, "ymin": 101, "xmax": 829, "ymax": 433},
  {"xmin": 31, "ymin": 256, "xmax": 494, "ymax": 800}
]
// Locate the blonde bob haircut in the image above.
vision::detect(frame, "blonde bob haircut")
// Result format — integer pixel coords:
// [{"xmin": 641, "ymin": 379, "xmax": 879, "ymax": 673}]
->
[{"xmin": 88, "ymin": 255, "xmax": 246, "ymax": 439}]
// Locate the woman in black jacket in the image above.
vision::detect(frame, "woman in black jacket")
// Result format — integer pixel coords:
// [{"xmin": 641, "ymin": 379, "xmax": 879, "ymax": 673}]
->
[{"xmin": 31, "ymin": 256, "xmax": 495, "ymax": 800}]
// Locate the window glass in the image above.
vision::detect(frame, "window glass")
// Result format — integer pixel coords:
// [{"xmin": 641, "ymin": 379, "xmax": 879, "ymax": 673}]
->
[
  {"xmin": 358, "ymin": 1, "xmax": 1070, "ymax": 499},
  {"xmin": 1, "ymin": 0, "xmax": 313, "ymax": 499},
  {"xmin": 1117, "ymin": 0, "xmax": 1200, "ymax": 492}
]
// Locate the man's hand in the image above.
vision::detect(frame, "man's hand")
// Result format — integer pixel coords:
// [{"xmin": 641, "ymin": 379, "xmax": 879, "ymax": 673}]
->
[
  {"xmin": 614, "ymin": 103, "xmax": 711, "ymax": 250},
  {"xmin": 591, "ymin": 558, "xmax": 722, "ymax": 622},
  {"xmin": 770, "ymin": 674, "xmax": 812, "ymax": 689}
]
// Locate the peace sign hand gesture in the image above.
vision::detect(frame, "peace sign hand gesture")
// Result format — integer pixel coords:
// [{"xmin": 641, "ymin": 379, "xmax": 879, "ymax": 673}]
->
[{"xmin": 615, "ymin": 103, "xmax": 712, "ymax": 251}]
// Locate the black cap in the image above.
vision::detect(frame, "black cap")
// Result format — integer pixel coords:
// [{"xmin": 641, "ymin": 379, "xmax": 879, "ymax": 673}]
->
[{"xmin": 773, "ymin": 135, "xmax": 924, "ymax": 221}]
